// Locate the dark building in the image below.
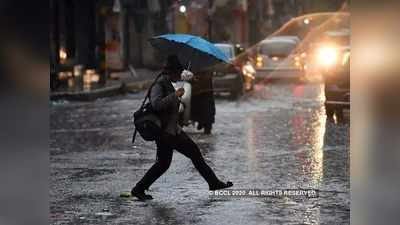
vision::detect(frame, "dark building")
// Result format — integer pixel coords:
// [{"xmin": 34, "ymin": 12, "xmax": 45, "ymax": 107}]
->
[
  {"xmin": 50, "ymin": 0, "xmax": 348, "ymax": 91},
  {"xmin": 50, "ymin": 0, "xmax": 173, "ymax": 91},
  {"xmin": 50, "ymin": 0, "xmax": 100, "ymax": 90},
  {"xmin": 51, "ymin": 0, "xmax": 134, "ymax": 91}
]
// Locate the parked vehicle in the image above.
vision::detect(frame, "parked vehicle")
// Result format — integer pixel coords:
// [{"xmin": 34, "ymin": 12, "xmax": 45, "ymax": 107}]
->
[
  {"xmin": 254, "ymin": 36, "xmax": 304, "ymax": 80},
  {"xmin": 269, "ymin": 35, "xmax": 301, "ymax": 43},
  {"xmin": 212, "ymin": 43, "xmax": 255, "ymax": 98}
]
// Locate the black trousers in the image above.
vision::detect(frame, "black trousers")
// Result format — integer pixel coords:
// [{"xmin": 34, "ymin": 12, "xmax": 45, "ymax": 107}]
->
[{"xmin": 134, "ymin": 131, "xmax": 220, "ymax": 191}]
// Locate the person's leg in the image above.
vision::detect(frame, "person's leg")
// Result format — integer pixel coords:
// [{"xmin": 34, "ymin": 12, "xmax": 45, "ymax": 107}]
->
[
  {"xmin": 197, "ymin": 122, "xmax": 204, "ymax": 131},
  {"xmin": 174, "ymin": 132, "xmax": 232, "ymax": 190},
  {"xmin": 133, "ymin": 135, "xmax": 173, "ymax": 195},
  {"xmin": 204, "ymin": 123, "xmax": 212, "ymax": 134}
]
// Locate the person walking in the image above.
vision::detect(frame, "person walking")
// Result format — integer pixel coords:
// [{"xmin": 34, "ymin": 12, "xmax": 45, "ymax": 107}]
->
[
  {"xmin": 191, "ymin": 72, "xmax": 215, "ymax": 134},
  {"xmin": 131, "ymin": 55, "xmax": 233, "ymax": 200}
]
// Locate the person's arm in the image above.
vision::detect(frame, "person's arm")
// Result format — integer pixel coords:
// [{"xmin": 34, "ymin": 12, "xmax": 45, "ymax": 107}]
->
[{"xmin": 150, "ymin": 82, "xmax": 179, "ymax": 112}]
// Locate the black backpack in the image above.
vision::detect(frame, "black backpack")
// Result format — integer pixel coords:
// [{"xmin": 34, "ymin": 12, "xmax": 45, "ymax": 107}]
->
[{"xmin": 132, "ymin": 74, "xmax": 163, "ymax": 144}]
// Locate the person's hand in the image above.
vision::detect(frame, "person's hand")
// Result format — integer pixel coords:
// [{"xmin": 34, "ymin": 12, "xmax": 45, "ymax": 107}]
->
[{"xmin": 175, "ymin": 87, "xmax": 185, "ymax": 97}]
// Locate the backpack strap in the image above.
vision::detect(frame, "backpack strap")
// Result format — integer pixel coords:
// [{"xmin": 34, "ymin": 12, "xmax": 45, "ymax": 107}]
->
[
  {"xmin": 132, "ymin": 72, "xmax": 163, "ymax": 144},
  {"xmin": 139, "ymin": 73, "xmax": 164, "ymax": 109}
]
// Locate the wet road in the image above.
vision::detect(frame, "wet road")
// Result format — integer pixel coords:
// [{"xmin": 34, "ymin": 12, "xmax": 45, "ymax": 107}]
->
[{"xmin": 50, "ymin": 80, "xmax": 349, "ymax": 225}]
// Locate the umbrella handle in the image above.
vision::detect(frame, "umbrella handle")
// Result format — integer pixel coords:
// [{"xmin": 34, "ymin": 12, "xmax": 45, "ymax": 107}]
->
[
  {"xmin": 180, "ymin": 61, "xmax": 191, "ymax": 90},
  {"xmin": 187, "ymin": 61, "xmax": 191, "ymax": 70}
]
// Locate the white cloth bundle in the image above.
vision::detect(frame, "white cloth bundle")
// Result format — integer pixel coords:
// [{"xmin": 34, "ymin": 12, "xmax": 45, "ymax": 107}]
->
[{"xmin": 180, "ymin": 69, "xmax": 194, "ymax": 81}]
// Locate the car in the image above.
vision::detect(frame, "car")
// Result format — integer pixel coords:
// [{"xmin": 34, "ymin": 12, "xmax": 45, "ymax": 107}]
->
[
  {"xmin": 211, "ymin": 43, "xmax": 255, "ymax": 99},
  {"xmin": 303, "ymin": 29, "xmax": 350, "ymax": 81},
  {"xmin": 269, "ymin": 35, "xmax": 301, "ymax": 43},
  {"xmin": 254, "ymin": 36, "xmax": 304, "ymax": 80},
  {"xmin": 323, "ymin": 48, "xmax": 350, "ymax": 120},
  {"xmin": 306, "ymin": 29, "xmax": 350, "ymax": 119}
]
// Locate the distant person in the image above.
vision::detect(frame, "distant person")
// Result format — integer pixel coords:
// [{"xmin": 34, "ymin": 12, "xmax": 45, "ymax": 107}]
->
[
  {"xmin": 191, "ymin": 72, "xmax": 215, "ymax": 134},
  {"xmin": 131, "ymin": 55, "xmax": 233, "ymax": 201}
]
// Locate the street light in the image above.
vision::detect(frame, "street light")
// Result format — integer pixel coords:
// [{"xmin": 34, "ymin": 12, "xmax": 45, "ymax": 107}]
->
[
  {"xmin": 59, "ymin": 47, "xmax": 67, "ymax": 63},
  {"xmin": 179, "ymin": 5, "xmax": 186, "ymax": 13}
]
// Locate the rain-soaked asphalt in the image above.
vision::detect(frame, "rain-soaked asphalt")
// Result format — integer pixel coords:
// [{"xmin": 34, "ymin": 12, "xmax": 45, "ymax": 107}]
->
[{"xmin": 50, "ymin": 80, "xmax": 350, "ymax": 225}]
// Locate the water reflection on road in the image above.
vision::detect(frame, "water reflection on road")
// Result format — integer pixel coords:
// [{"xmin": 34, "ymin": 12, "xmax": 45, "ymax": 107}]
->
[{"xmin": 50, "ymin": 80, "xmax": 349, "ymax": 225}]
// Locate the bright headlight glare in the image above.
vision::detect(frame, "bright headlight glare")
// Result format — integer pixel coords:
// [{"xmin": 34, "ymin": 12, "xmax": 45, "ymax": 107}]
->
[
  {"xmin": 317, "ymin": 46, "xmax": 338, "ymax": 67},
  {"xmin": 243, "ymin": 64, "xmax": 255, "ymax": 74}
]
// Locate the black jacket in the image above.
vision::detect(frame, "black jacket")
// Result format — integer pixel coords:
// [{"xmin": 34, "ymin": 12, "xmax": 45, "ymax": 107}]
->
[{"xmin": 150, "ymin": 74, "xmax": 181, "ymax": 135}]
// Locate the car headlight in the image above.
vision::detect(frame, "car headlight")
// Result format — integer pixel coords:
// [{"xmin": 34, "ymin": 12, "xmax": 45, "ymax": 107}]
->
[
  {"xmin": 317, "ymin": 46, "xmax": 338, "ymax": 67},
  {"xmin": 256, "ymin": 55, "xmax": 263, "ymax": 67},
  {"xmin": 243, "ymin": 63, "xmax": 255, "ymax": 73},
  {"xmin": 342, "ymin": 51, "xmax": 350, "ymax": 66},
  {"xmin": 242, "ymin": 63, "xmax": 256, "ymax": 78}
]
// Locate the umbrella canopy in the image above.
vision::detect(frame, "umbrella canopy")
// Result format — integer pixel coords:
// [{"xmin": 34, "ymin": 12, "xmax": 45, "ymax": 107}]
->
[{"xmin": 149, "ymin": 34, "xmax": 230, "ymax": 72}]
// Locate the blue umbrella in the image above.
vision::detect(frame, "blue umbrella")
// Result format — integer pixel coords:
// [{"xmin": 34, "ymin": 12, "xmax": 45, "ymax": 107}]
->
[{"xmin": 149, "ymin": 34, "xmax": 230, "ymax": 72}]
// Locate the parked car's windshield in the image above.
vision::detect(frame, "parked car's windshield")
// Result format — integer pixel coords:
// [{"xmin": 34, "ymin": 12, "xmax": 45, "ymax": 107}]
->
[
  {"xmin": 215, "ymin": 44, "xmax": 235, "ymax": 60},
  {"xmin": 259, "ymin": 40, "xmax": 297, "ymax": 57},
  {"xmin": 325, "ymin": 32, "xmax": 350, "ymax": 47}
]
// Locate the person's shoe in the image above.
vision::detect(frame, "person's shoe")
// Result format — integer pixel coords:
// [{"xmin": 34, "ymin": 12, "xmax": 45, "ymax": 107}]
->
[
  {"xmin": 131, "ymin": 187, "xmax": 153, "ymax": 201},
  {"xmin": 209, "ymin": 181, "xmax": 233, "ymax": 190}
]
